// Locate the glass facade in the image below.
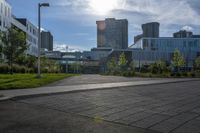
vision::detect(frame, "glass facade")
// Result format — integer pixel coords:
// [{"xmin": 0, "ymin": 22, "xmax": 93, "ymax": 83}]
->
[{"xmin": 130, "ymin": 37, "xmax": 200, "ymax": 67}]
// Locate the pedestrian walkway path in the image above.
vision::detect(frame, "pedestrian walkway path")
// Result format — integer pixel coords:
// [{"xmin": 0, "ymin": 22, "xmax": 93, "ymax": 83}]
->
[{"xmin": 0, "ymin": 77, "xmax": 198, "ymax": 101}]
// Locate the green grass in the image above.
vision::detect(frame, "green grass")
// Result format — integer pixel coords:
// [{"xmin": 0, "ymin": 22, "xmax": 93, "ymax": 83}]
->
[{"xmin": 0, "ymin": 74, "xmax": 78, "ymax": 90}]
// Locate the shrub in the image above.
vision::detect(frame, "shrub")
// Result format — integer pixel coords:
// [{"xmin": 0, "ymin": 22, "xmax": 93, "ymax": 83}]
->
[
  {"xmin": 190, "ymin": 72, "xmax": 196, "ymax": 77},
  {"xmin": 0, "ymin": 64, "xmax": 9, "ymax": 73},
  {"xmin": 176, "ymin": 72, "xmax": 181, "ymax": 77},
  {"xmin": 182, "ymin": 72, "xmax": 188, "ymax": 77}
]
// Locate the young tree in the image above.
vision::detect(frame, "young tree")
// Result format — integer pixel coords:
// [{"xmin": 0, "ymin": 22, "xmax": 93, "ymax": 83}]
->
[
  {"xmin": 107, "ymin": 57, "xmax": 117, "ymax": 73},
  {"xmin": 172, "ymin": 49, "xmax": 185, "ymax": 72},
  {"xmin": 129, "ymin": 61, "xmax": 135, "ymax": 71},
  {"xmin": 0, "ymin": 39, "xmax": 2, "ymax": 54},
  {"xmin": 0, "ymin": 32, "xmax": 3, "ymax": 60},
  {"xmin": 71, "ymin": 62, "xmax": 81, "ymax": 73},
  {"xmin": 41, "ymin": 57, "xmax": 61, "ymax": 73},
  {"xmin": 1, "ymin": 28, "xmax": 27, "ymax": 74},
  {"xmin": 118, "ymin": 52, "xmax": 127, "ymax": 71},
  {"xmin": 195, "ymin": 56, "xmax": 200, "ymax": 71}
]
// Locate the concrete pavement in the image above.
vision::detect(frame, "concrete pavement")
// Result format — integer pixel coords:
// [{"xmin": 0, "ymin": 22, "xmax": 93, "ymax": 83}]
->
[
  {"xmin": 0, "ymin": 101, "xmax": 159, "ymax": 133},
  {"xmin": 14, "ymin": 80, "xmax": 200, "ymax": 133},
  {"xmin": 0, "ymin": 75, "xmax": 198, "ymax": 101}
]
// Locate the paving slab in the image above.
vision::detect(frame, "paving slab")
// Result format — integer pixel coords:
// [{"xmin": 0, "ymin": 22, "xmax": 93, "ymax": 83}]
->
[
  {"xmin": 10, "ymin": 80, "xmax": 200, "ymax": 133},
  {"xmin": 0, "ymin": 101, "xmax": 159, "ymax": 133}
]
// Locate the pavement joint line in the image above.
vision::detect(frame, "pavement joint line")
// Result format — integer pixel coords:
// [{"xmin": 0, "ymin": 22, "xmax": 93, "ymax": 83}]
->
[
  {"xmin": 0, "ymin": 78, "xmax": 199, "ymax": 102},
  {"xmin": 14, "ymin": 100, "xmax": 161, "ymax": 133},
  {"xmin": 167, "ymin": 114, "xmax": 200, "ymax": 133},
  {"xmin": 146, "ymin": 99, "xmax": 200, "ymax": 129},
  {"xmin": 114, "ymin": 95, "xmax": 200, "ymax": 127}
]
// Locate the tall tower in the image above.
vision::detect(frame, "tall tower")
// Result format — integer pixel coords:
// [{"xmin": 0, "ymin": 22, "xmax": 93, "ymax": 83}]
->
[
  {"xmin": 142, "ymin": 22, "xmax": 160, "ymax": 38},
  {"xmin": 96, "ymin": 18, "xmax": 128, "ymax": 49},
  {"xmin": 41, "ymin": 31, "xmax": 53, "ymax": 51}
]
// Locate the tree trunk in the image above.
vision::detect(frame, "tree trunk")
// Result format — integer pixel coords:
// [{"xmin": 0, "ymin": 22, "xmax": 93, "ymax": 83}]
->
[{"xmin": 9, "ymin": 56, "xmax": 13, "ymax": 74}]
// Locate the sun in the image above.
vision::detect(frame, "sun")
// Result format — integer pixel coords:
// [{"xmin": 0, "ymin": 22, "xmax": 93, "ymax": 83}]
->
[{"xmin": 89, "ymin": 0, "xmax": 126, "ymax": 15}]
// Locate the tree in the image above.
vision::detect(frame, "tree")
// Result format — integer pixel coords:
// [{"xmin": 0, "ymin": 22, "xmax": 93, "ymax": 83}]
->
[
  {"xmin": 71, "ymin": 62, "xmax": 81, "ymax": 73},
  {"xmin": 195, "ymin": 56, "xmax": 200, "ymax": 71},
  {"xmin": 118, "ymin": 52, "xmax": 127, "ymax": 71},
  {"xmin": 1, "ymin": 28, "xmax": 27, "ymax": 74},
  {"xmin": 129, "ymin": 61, "xmax": 135, "ymax": 71},
  {"xmin": 107, "ymin": 57, "xmax": 117, "ymax": 74},
  {"xmin": 15, "ymin": 55, "xmax": 37, "ymax": 68},
  {"xmin": 172, "ymin": 49, "xmax": 185, "ymax": 72},
  {"xmin": 41, "ymin": 57, "xmax": 61, "ymax": 73},
  {"xmin": 0, "ymin": 32, "xmax": 3, "ymax": 62}
]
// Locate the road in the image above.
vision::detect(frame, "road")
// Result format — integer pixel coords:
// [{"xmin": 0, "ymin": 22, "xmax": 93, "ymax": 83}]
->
[{"xmin": 1, "ymin": 80, "xmax": 200, "ymax": 133}]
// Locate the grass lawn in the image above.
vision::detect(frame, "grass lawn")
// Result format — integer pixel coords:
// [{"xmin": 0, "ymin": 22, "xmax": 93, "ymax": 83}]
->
[{"xmin": 0, "ymin": 73, "xmax": 78, "ymax": 90}]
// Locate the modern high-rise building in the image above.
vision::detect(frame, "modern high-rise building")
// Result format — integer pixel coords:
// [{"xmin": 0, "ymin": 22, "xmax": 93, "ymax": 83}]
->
[
  {"xmin": 142, "ymin": 22, "xmax": 160, "ymax": 38},
  {"xmin": 134, "ymin": 22, "xmax": 160, "ymax": 43},
  {"xmin": 96, "ymin": 18, "xmax": 128, "ymax": 49},
  {"xmin": 41, "ymin": 31, "xmax": 53, "ymax": 51}
]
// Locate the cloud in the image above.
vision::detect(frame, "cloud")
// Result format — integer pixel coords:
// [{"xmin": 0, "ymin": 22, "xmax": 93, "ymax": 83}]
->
[
  {"xmin": 181, "ymin": 25, "xmax": 193, "ymax": 31},
  {"xmin": 54, "ymin": 42, "xmax": 88, "ymax": 52},
  {"xmin": 40, "ymin": 0, "xmax": 200, "ymax": 48}
]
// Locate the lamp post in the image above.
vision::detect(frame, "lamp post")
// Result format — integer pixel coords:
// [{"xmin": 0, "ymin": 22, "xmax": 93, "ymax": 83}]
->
[{"xmin": 37, "ymin": 3, "xmax": 50, "ymax": 78}]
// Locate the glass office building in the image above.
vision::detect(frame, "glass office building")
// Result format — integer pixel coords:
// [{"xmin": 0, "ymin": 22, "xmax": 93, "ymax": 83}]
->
[{"xmin": 130, "ymin": 37, "xmax": 200, "ymax": 67}]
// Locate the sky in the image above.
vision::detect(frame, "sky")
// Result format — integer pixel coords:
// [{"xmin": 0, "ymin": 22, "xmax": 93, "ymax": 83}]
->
[{"xmin": 7, "ymin": 0, "xmax": 200, "ymax": 51}]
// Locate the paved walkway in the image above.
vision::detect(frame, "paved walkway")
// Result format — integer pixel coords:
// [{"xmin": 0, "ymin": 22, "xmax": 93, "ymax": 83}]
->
[
  {"xmin": 47, "ymin": 74, "xmax": 166, "ymax": 86},
  {"xmin": 15, "ymin": 80, "xmax": 200, "ymax": 133},
  {"xmin": 0, "ymin": 75, "xmax": 198, "ymax": 100}
]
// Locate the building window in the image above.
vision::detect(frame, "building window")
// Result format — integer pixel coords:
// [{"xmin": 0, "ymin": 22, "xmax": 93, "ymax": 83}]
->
[
  {"xmin": 4, "ymin": 6, "xmax": 6, "ymax": 16},
  {"xmin": 1, "ymin": 3, "xmax": 3, "ymax": 13},
  {"xmin": 0, "ymin": 16, "xmax": 1, "ymax": 26},
  {"xmin": 3, "ymin": 20, "xmax": 5, "ymax": 28}
]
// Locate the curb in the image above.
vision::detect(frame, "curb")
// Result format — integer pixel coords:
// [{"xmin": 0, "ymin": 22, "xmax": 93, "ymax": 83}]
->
[{"xmin": 0, "ymin": 79, "xmax": 199, "ymax": 102}]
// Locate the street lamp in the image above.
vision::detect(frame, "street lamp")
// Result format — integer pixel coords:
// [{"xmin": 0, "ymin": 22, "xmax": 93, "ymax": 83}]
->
[{"xmin": 37, "ymin": 3, "xmax": 50, "ymax": 78}]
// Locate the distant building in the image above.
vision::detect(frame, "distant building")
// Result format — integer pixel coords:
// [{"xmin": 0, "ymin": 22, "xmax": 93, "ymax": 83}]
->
[
  {"xmin": 142, "ymin": 22, "xmax": 160, "ymax": 38},
  {"xmin": 44, "ymin": 51, "xmax": 62, "ymax": 59},
  {"xmin": 173, "ymin": 30, "xmax": 193, "ymax": 38},
  {"xmin": 83, "ymin": 48, "xmax": 111, "ymax": 61},
  {"xmin": 134, "ymin": 22, "xmax": 160, "ymax": 43},
  {"xmin": 96, "ymin": 18, "xmax": 128, "ymax": 49},
  {"xmin": 130, "ymin": 37, "xmax": 200, "ymax": 67},
  {"xmin": 14, "ymin": 18, "xmax": 38, "ymax": 57},
  {"xmin": 192, "ymin": 35, "xmax": 200, "ymax": 38},
  {"xmin": 0, "ymin": 0, "xmax": 12, "ymax": 31},
  {"xmin": 41, "ymin": 31, "xmax": 53, "ymax": 51},
  {"xmin": 173, "ymin": 30, "xmax": 200, "ymax": 39}
]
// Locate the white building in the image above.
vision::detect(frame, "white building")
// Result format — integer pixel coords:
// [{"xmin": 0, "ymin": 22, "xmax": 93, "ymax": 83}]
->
[
  {"xmin": 0, "ymin": 0, "xmax": 11, "ymax": 31},
  {"xmin": 11, "ymin": 17, "xmax": 38, "ymax": 57},
  {"xmin": 0, "ymin": 0, "xmax": 11, "ymax": 59},
  {"xmin": 0, "ymin": 0, "xmax": 38, "ymax": 57},
  {"xmin": 14, "ymin": 18, "xmax": 38, "ymax": 56}
]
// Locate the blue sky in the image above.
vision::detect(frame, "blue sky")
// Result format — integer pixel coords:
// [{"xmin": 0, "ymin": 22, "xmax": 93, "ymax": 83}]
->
[{"xmin": 7, "ymin": 0, "xmax": 200, "ymax": 51}]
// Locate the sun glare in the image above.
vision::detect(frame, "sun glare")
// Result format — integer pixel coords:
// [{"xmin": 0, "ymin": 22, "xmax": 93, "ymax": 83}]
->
[{"xmin": 89, "ymin": 0, "xmax": 126, "ymax": 15}]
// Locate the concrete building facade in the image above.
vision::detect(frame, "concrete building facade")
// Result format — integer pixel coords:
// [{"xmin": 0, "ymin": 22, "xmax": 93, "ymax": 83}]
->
[
  {"xmin": 0, "ymin": 0, "xmax": 40, "ymax": 57},
  {"xmin": 0, "ymin": 0, "xmax": 11, "ymax": 31},
  {"xmin": 41, "ymin": 31, "xmax": 53, "ymax": 51},
  {"xmin": 134, "ymin": 22, "xmax": 160, "ymax": 43},
  {"xmin": 96, "ymin": 18, "xmax": 128, "ymax": 49},
  {"xmin": 173, "ymin": 30, "xmax": 200, "ymax": 38},
  {"xmin": 15, "ymin": 18, "xmax": 38, "ymax": 56},
  {"xmin": 142, "ymin": 22, "xmax": 160, "ymax": 38}
]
